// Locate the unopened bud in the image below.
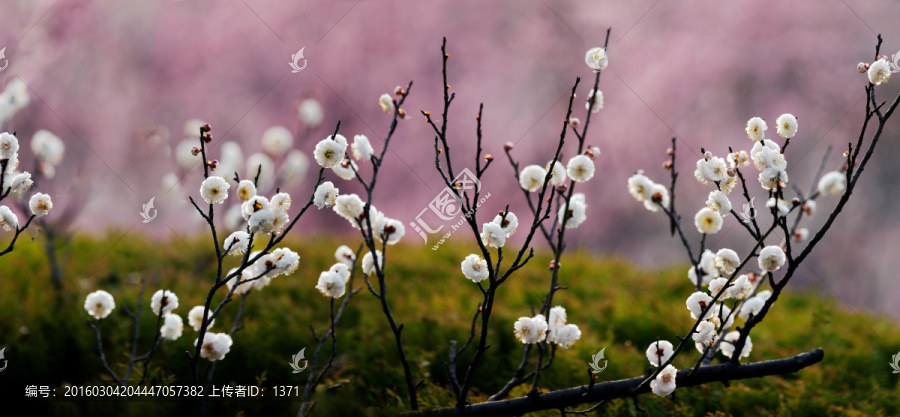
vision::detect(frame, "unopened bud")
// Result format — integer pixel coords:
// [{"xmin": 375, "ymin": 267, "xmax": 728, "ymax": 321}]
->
[
  {"xmin": 191, "ymin": 147, "xmax": 201, "ymax": 156},
  {"xmin": 569, "ymin": 117, "xmax": 581, "ymax": 129},
  {"xmin": 704, "ymin": 151, "xmax": 713, "ymax": 161},
  {"xmin": 207, "ymin": 160, "xmax": 218, "ymax": 171},
  {"xmin": 549, "ymin": 260, "xmax": 561, "ymax": 271},
  {"xmin": 791, "ymin": 198, "xmax": 801, "ymax": 206},
  {"xmin": 666, "ymin": 148, "xmax": 675, "ymax": 156},
  {"xmin": 663, "ymin": 160, "xmax": 673, "ymax": 170},
  {"xmin": 726, "ymin": 168, "xmax": 736, "ymax": 177},
  {"xmin": 586, "ymin": 146, "xmax": 600, "ymax": 160},
  {"xmin": 504, "ymin": 142, "xmax": 514, "ymax": 151},
  {"xmin": 200, "ymin": 123, "xmax": 211, "ymax": 133},
  {"xmin": 857, "ymin": 62, "xmax": 867, "ymax": 73},
  {"xmin": 394, "ymin": 85, "xmax": 405, "ymax": 96},
  {"xmin": 202, "ymin": 132, "xmax": 212, "ymax": 143},
  {"xmin": 556, "ymin": 184, "xmax": 568, "ymax": 193},
  {"xmin": 484, "ymin": 153, "xmax": 493, "ymax": 161},
  {"xmin": 398, "ymin": 108, "xmax": 407, "ymax": 118}
]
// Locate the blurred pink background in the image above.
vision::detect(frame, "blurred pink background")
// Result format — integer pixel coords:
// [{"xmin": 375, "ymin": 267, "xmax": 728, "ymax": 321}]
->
[{"xmin": 2, "ymin": 0, "xmax": 900, "ymax": 320}]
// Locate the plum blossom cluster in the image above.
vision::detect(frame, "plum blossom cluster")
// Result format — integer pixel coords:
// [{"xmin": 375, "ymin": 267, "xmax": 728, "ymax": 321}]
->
[
  {"xmin": 623, "ymin": 100, "xmax": 878, "ymax": 399},
  {"xmin": 1, "ymin": 131, "xmax": 54, "ymax": 244}
]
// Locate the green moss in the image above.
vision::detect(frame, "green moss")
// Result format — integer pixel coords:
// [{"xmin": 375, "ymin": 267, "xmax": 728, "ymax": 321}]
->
[{"xmin": 0, "ymin": 233, "xmax": 897, "ymax": 416}]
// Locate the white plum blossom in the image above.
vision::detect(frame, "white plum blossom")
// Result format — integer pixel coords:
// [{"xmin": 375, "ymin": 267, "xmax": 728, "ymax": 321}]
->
[
  {"xmin": 314, "ymin": 182, "xmax": 339, "ymax": 209},
  {"xmin": 552, "ymin": 324, "xmax": 582, "ymax": 349},
  {"xmin": 868, "ymin": 58, "xmax": 892, "ymax": 85},
  {"xmin": 492, "ymin": 212, "xmax": 518, "ymax": 237},
  {"xmin": 817, "ymin": 171, "xmax": 846, "ymax": 196},
  {"xmin": 546, "ymin": 160, "xmax": 567, "ymax": 186},
  {"xmin": 333, "ymin": 194, "xmax": 364, "ymax": 222},
  {"xmin": 461, "ymin": 254, "xmax": 489, "ymax": 283},
  {"xmin": 709, "ymin": 303, "xmax": 735, "ymax": 329},
  {"xmin": 721, "ymin": 175, "xmax": 738, "ymax": 194},
  {"xmin": 725, "ymin": 274, "xmax": 753, "ymax": 300},
  {"xmin": 650, "ymin": 365, "xmax": 677, "ymax": 397},
  {"xmin": 160, "ymin": 314, "xmax": 184, "ymax": 341},
  {"xmin": 513, "ymin": 314, "xmax": 548, "ymax": 344},
  {"xmin": 236, "ymin": 180, "xmax": 256, "ymax": 202},
  {"xmin": 775, "ymin": 113, "xmax": 798, "ymax": 139},
  {"xmin": 362, "ymin": 250, "xmax": 383, "ymax": 276},
  {"xmin": 223, "ymin": 231, "xmax": 251, "ymax": 256},
  {"xmin": 708, "ymin": 277, "xmax": 729, "ymax": 297},
  {"xmin": 766, "ymin": 197, "xmax": 790, "ymax": 216},
  {"xmin": 706, "ymin": 190, "xmax": 732, "ymax": 216},
  {"xmin": 694, "ymin": 156, "xmax": 728, "ymax": 184},
  {"xmin": 646, "ymin": 340, "xmax": 674, "ymax": 367},
  {"xmin": 586, "ymin": 89, "xmax": 603, "ymax": 113},
  {"xmin": 694, "ymin": 207, "xmax": 723, "ymax": 234},
  {"xmin": 249, "ymin": 209, "xmax": 276, "ymax": 234},
  {"xmin": 335, "ymin": 245, "xmax": 356, "ymax": 266},
  {"xmin": 802, "ymin": 200, "xmax": 816, "ymax": 217},
  {"xmin": 31, "ymin": 129, "xmax": 66, "ymax": 165},
  {"xmin": 745, "ymin": 117, "xmax": 767, "ymax": 141},
  {"xmin": 269, "ymin": 247, "xmax": 301, "ymax": 275},
  {"xmin": 351, "ymin": 135, "xmax": 374, "ymax": 161},
  {"xmin": 150, "ymin": 290, "xmax": 179, "ymax": 316},
  {"xmin": 298, "ymin": 98, "xmax": 324, "ymax": 127},
  {"xmin": 519, "ymin": 165, "xmax": 547, "ymax": 192},
  {"xmin": 757, "ymin": 290, "xmax": 772, "ymax": 302},
  {"xmin": 330, "ymin": 263, "xmax": 351, "ymax": 283},
  {"xmin": 750, "ymin": 139, "xmax": 784, "ymax": 170},
  {"xmin": 688, "ymin": 251, "xmax": 719, "ymax": 287},
  {"xmin": 758, "ymin": 167, "xmax": 788, "ymax": 191},
  {"xmin": 10, "ymin": 172, "xmax": 32, "ymax": 194},
  {"xmin": 693, "ymin": 321, "xmax": 717, "ymax": 346},
  {"xmin": 714, "ymin": 248, "xmax": 740, "ymax": 275},
  {"xmin": 0, "ymin": 206, "xmax": 18, "ymax": 232},
  {"xmin": 314, "ymin": 136, "xmax": 347, "ymax": 168},
  {"xmin": 196, "ymin": 332, "xmax": 233, "ymax": 361},
  {"xmin": 585, "ymin": 46, "xmax": 608, "ymax": 72},
  {"xmin": 0, "ymin": 132, "xmax": 19, "ymax": 159},
  {"xmin": 261, "ymin": 126, "xmax": 294, "ymax": 156},
  {"xmin": 687, "ymin": 291, "xmax": 714, "ymax": 320},
  {"xmin": 548, "ymin": 306, "xmax": 567, "ymax": 332},
  {"xmin": 279, "ymin": 150, "xmax": 309, "ymax": 187},
  {"xmin": 316, "ymin": 270, "xmax": 346, "ymax": 298},
  {"xmin": 84, "ymin": 290, "xmax": 116, "ymax": 320},
  {"xmin": 29, "ymin": 193, "xmax": 53, "ymax": 217},
  {"xmin": 758, "ymin": 246, "xmax": 786, "ymax": 271},
  {"xmin": 332, "ymin": 159, "xmax": 358, "ymax": 181},
  {"xmin": 379, "ymin": 93, "xmax": 394, "ymax": 113},
  {"xmin": 727, "ymin": 150, "xmax": 750, "ymax": 168},
  {"xmin": 738, "ymin": 296, "xmax": 765, "ymax": 321},
  {"xmin": 720, "ymin": 331, "xmax": 752, "ymax": 359},
  {"xmin": 200, "ymin": 176, "xmax": 229, "ymax": 204},
  {"xmin": 270, "ymin": 192, "xmax": 292, "ymax": 214},
  {"xmin": 567, "ymin": 155, "xmax": 595, "ymax": 182},
  {"xmin": 793, "ymin": 227, "xmax": 810, "ymax": 242},
  {"xmin": 643, "ymin": 183, "xmax": 670, "ymax": 213},
  {"xmin": 627, "ymin": 173, "xmax": 654, "ymax": 202},
  {"xmin": 378, "ymin": 218, "xmax": 405, "ymax": 245},
  {"xmin": 245, "ymin": 153, "xmax": 275, "ymax": 191},
  {"xmin": 227, "ymin": 269, "xmax": 254, "ymax": 296},
  {"xmin": 481, "ymin": 222, "xmax": 506, "ymax": 248},
  {"xmin": 188, "ymin": 306, "xmax": 214, "ymax": 331},
  {"xmin": 558, "ymin": 198, "xmax": 587, "ymax": 229}
]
